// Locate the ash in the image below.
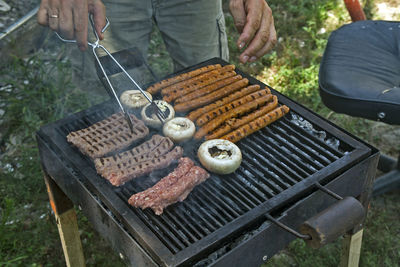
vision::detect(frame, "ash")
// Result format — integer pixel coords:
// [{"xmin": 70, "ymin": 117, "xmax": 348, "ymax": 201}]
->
[{"xmin": 290, "ymin": 113, "xmax": 342, "ymax": 151}]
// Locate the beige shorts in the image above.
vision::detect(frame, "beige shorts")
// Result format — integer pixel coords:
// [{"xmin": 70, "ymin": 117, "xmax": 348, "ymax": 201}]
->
[{"xmin": 101, "ymin": 0, "xmax": 229, "ymax": 70}]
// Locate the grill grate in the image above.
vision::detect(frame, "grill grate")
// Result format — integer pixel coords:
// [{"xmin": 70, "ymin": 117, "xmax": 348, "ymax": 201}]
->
[
  {"xmin": 46, "ymin": 58, "xmax": 372, "ymax": 266},
  {"xmin": 58, "ymin": 108, "xmax": 351, "ymax": 255}
]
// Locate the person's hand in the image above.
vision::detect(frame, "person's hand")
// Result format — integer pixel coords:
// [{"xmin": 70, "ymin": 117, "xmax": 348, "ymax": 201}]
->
[
  {"xmin": 229, "ymin": 0, "xmax": 276, "ymax": 63},
  {"xmin": 37, "ymin": 0, "xmax": 106, "ymax": 51}
]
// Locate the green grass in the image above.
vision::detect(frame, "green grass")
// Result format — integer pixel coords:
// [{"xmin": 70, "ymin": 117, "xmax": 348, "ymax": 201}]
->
[
  {"xmin": 0, "ymin": 52, "xmax": 121, "ymax": 266},
  {"xmin": 1, "ymin": 0, "xmax": 399, "ymax": 266}
]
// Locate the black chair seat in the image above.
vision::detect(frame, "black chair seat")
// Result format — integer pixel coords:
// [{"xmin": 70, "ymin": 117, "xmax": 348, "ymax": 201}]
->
[{"xmin": 319, "ymin": 20, "xmax": 400, "ymax": 125}]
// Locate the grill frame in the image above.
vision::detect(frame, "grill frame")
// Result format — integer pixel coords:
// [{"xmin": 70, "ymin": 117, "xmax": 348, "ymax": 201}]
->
[{"xmin": 37, "ymin": 58, "xmax": 377, "ymax": 266}]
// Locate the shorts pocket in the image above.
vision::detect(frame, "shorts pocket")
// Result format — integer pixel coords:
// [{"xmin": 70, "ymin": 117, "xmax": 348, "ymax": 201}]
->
[{"xmin": 217, "ymin": 12, "xmax": 229, "ymax": 61}]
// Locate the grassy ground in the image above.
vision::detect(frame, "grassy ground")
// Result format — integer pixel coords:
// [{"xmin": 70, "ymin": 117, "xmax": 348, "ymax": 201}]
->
[{"xmin": 1, "ymin": 0, "xmax": 399, "ymax": 266}]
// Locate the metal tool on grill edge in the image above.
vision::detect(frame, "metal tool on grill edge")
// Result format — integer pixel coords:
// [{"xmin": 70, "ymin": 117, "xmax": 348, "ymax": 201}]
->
[{"xmin": 55, "ymin": 15, "xmax": 167, "ymax": 132}]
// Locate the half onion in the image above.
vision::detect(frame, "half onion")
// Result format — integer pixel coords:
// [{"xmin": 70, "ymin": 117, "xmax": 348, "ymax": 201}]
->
[
  {"xmin": 163, "ymin": 117, "xmax": 196, "ymax": 143},
  {"xmin": 141, "ymin": 100, "xmax": 175, "ymax": 128},
  {"xmin": 197, "ymin": 139, "xmax": 242, "ymax": 175},
  {"xmin": 120, "ymin": 90, "xmax": 152, "ymax": 109}
]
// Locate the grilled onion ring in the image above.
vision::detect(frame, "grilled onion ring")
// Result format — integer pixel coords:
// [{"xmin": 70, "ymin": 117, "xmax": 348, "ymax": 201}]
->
[
  {"xmin": 163, "ymin": 117, "xmax": 195, "ymax": 143},
  {"xmin": 141, "ymin": 100, "xmax": 175, "ymax": 128},
  {"xmin": 197, "ymin": 139, "xmax": 242, "ymax": 174},
  {"xmin": 120, "ymin": 90, "xmax": 152, "ymax": 109}
]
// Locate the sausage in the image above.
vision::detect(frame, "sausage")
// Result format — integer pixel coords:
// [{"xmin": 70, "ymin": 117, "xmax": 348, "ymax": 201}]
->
[
  {"xmin": 162, "ymin": 70, "xmax": 236, "ymax": 103},
  {"xmin": 174, "ymin": 78, "xmax": 249, "ymax": 113},
  {"xmin": 146, "ymin": 64, "xmax": 221, "ymax": 95},
  {"xmin": 194, "ymin": 94, "xmax": 273, "ymax": 139},
  {"xmin": 186, "ymin": 85, "xmax": 263, "ymax": 121},
  {"xmin": 205, "ymin": 95, "xmax": 278, "ymax": 140},
  {"xmin": 196, "ymin": 89, "xmax": 271, "ymax": 126},
  {"xmin": 220, "ymin": 105, "xmax": 290, "ymax": 143},
  {"xmin": 174, "ymin": 75, "xmax": 243, "ymax": 104},
  {"xmin": 161, "ymin": 65, "xmax": 236, "ymax": 96}
]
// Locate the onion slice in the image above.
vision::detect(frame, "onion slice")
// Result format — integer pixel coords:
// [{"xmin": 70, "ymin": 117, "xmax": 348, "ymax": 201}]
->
[
  {"xmin": 197, "ymin": 139, "xmax": 242, "ymax": 174},
  {"xmin": 120, "ymin": 90, "xmax": 152, "ymax": 109},
  {"xmin": 141, "ymin": 100, "xmax": 175, "ymax": 128},
  {"xmin": 163, "ymin": 117, "xmax": 195, "ymax": 143}
]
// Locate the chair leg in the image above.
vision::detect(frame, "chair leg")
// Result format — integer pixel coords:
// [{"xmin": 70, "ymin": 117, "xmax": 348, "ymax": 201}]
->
[
  {"xmin": 343, "ymin": 0, "xmax": 366, "ymax": 21},
  {"xmin": 339, "ymin": 229, "xmax": 364, "ymax": 267},
  {"xmin": 373, "ymin": 153, "xmax": 400, "ymax": 196},
  {"xmin": 44, "ymin": 173, "xmax": 86, "ymax": 267}
]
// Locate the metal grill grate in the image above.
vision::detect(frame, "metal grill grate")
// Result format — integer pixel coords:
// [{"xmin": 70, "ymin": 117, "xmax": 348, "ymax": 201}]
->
[{"xmin": 58, "ymin": 104, "xmax": 352, "ymax": 255}]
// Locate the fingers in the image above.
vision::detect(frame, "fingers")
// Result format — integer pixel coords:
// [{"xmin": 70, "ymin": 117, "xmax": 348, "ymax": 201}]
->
[
  {"xmin": 73, "ymin": 0, "xmax": 89, "ymax": 50},
  {"xmin": 48, "ymin": 0, "xmax": 60, "ymax": 31},
  {"xmin": 89, "ymin": 0, "xmax": 106, "ymax": 40},
  {"xmin": 37, "ymin": 0, "xmax": 49, "ymax": 26},
  {"xmin": 252, "ymin": 21, "xmax": 276, "ymax": 59},
  {"xmin": 235, "ymin": 0, "xmax": 277, "ymax": 63},
  {"xmin": 59, "ymin": 0, "xmax": 74, "ymax": 39},
  {"xmin": 236, "ymin": 0, "xmax": 262, "ymax": 50},
  {"xmin": 229, "ymin": 0, "xmax": 246, "ymax": 35},
  {"xmin": 37, "ymin": 0, "xmax": 92, "ymax": 51},
  {"xmin": 240, "ymin": 6, "xmax": 276, "ymax": 63}
]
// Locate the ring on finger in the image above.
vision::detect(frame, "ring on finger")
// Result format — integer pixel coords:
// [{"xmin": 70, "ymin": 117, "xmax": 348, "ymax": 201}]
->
[{"xmin": 49, "ymin": 14, "xmax": 59, "ymax": 18}]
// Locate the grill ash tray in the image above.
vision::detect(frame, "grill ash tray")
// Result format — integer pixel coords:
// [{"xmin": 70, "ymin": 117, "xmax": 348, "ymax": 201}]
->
[{"xmin": 37, "ymin": 58, "xmax": 373, "ymax": 266}]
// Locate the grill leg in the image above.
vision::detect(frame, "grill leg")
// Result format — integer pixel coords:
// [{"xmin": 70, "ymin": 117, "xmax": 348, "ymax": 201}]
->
[
  {"xmin": 339, "ymin": 229, "xmax": 364, "ymax": 267},
  {"xmin": 44, "ymin": 173, "xmax": 86, "ymax": 267}
]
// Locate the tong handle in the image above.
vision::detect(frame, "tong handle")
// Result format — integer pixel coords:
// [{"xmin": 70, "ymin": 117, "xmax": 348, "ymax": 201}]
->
[{"xmin": 55, "ymin": 15, "xmax": 110, "ymax": 46}]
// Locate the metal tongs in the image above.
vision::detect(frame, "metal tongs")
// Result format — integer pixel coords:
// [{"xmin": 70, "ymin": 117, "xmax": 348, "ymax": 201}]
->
[{"xmin": 55, "ymin": 15, "xmax": 167, "ymax": 132}]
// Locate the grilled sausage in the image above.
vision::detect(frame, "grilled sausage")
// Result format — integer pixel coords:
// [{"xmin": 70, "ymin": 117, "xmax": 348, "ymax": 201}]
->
[
  {"xmin": 196, "ymin": 89, "xmax": 271, "ymax": 126},
  {"xmin": 174, "ymin": 78, "xmax": 249, "ymax": 113},
  {"xmin": 146, "ymin": 64, "xmax": 221, "ymax": 95},
  {"xmin": 162, "ymin": 70, "xmax": 236, "ymax": 103},
  {"xmin": 174, "ymin": 75, "xmax": 243, "ymax": 104},
  {"xmin": 161, "ymin": 65, "xmax": 235, "ymax": 96},
  {"xmin": 194, "ymin": 94, "xmax": 273, "ymax": 139},
  {"xmin": 205, "ymin": 95, "xmax": 278, "ymax": 140},
  {"xmin": 186, "ymin": 85, "xmax": 263, "ymax": 121},
  {"xmin": 220, "ymin": 105, "xmax": 290, "ymax": 143}
]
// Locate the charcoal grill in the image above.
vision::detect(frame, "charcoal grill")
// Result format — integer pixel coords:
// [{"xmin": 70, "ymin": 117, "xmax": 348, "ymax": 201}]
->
[{"xmin": 37, "ymin": 58, "xmax": 379, "ymax": 266}]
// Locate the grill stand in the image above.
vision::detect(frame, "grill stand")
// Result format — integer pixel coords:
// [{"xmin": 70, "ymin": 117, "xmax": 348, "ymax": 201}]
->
[
  {"xmin": 43, "ymin": 172, "xmax": 85, "ymax": 267},
  {"xmin": 37, "ymin": 57, "xmax": 379, "ymax": 266},
  {"xmin": 41, "ymin": 162, "xmax": 374, "ymax": 267}
]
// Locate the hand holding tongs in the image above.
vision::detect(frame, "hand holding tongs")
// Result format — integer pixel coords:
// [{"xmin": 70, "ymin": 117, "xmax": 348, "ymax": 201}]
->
[{"xmin": 55, "ymin": 15, "xmax": 167, "ymax": 132}]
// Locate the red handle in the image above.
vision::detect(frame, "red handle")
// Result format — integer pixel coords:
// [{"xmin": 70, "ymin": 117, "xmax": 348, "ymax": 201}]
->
[{"xmin": 344, "ymin": 0, "xmax": 366, "ymax": 21}]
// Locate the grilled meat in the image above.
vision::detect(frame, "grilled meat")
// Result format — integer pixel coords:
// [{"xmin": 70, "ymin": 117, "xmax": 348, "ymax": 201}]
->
[
  {"xmin": 129, "ymin": 157, "xmax": 210, "ymax": 215},
  {"xmin": 129, "ymin": 157, "xmax": 195, "ymax": 208},
  {"xmin": 94, "ymin": 135, "xmax": 172, "ymax": 173},
  {"xmin": 67, "ymin": 112, "xmax": 149, "ymax": 158},
  {"xmin": 105, "ymin": 146, "xmax": 184, "ymax": 186}
]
